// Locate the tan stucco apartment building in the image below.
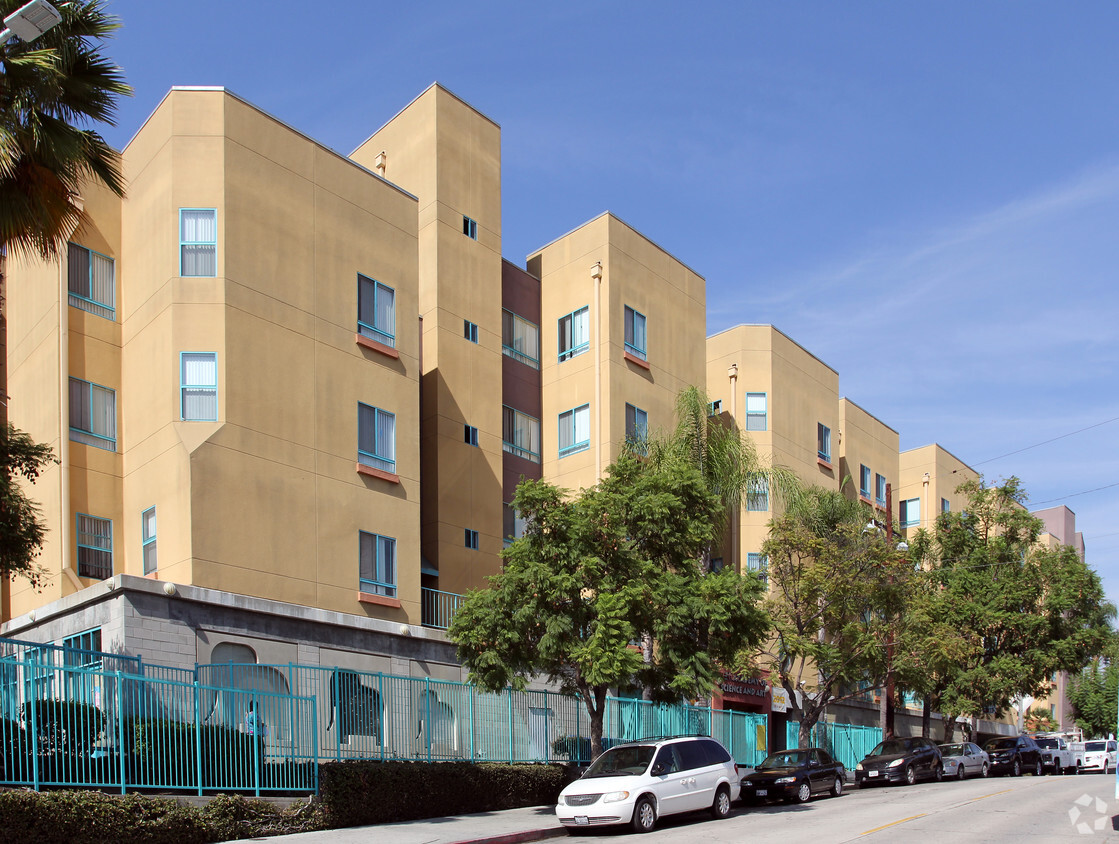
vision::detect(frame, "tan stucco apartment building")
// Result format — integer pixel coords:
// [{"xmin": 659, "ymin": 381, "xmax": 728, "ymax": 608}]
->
[{"xmin": 1, "ymin": 82, "xmax": 1084, "ymax": 738}]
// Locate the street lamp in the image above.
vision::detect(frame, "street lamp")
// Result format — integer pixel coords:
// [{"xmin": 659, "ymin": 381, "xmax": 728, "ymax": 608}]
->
[{"xmin": 0, "ymin": 0, "xmax": 62, "ymax": 47}]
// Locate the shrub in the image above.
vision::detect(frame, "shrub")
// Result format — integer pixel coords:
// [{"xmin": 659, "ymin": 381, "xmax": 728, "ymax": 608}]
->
[
  {"xmin": 124, "ymin": 718, "xmax": 261, "ymax": 789},
  {"xmin": 318, "ymin": 760, "xmax": 567, "ymax": 829},
  {"xmin": 0, "ymin": 790, "xmax": 210, "ymax": 844}
]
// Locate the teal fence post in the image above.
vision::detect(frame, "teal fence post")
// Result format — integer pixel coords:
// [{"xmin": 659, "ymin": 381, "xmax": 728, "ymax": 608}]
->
[
  {"xmin": 194, "ymin": 681, "xmax": 203, "ymax": 796},
  {"xmin": 508, "ymin": 688, "xmax": 514, "ymax": 763},
  {"xmin": 333, "ymin": 669, "xmax": 341, "ymax": 764},
  {"xmin": 252, "ymin": 691, "xmax": 260, "ymax": 797},
  {"xmin": 311, "ymin": 697, "xmax": 320, "ymax": 795},
  {"xmin": 544, "ymin": 691, "xmax": 550, "ymax": 764},
  {"xmin": 28, "ymin": 655, "xmax": 39, "ymax": 791},
  {"xmin": 425, "ymin": 676, "xmax": 432, "ymax": 763},
  {"xmin": 378, "ymin": 673, "xmax": 385, "ymax": 762},
  {"xmin": 468, "ymin": 684, "xmax": 475, "ymax": 761},
  {"xmin": 116, "ymin": 671, "xmax": 126, "ymax": 794}
]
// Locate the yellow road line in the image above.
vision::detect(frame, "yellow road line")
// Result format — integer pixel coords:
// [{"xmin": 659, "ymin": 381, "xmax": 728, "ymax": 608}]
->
[
  {"xmin": 861, "ymin": 813, "xmax": 928, "ymax": 836},
  {"xmin": 967, "ymin": 788, "xmax": 1013, "ymax": 803}
]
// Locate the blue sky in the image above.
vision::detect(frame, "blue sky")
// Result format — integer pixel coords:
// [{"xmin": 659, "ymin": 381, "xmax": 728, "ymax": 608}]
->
[{"xmin": 99, "ymin": 2, "xmax": 1119, "ymax": 601}]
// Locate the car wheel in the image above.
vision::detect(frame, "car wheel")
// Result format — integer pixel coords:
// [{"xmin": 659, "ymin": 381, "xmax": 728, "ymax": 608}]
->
[
  {"xmin": 981, "ymin": 762, "xmax": 989, "ymax": 778},
  {"xmin": 1012, "ymin": 758, "xmax": 1022, "ymax": 777},
  {"xmin": 1034, "ymin": 759, "xmax": 1043, "ymax": 777},
  {"xmin": 934, "ymin": 764, "xmax": 944, "ymax": 783},
  {"xmin": 904, "ymin": 765, "xmax": 916, "ymax": 786},
  {"xmin": 631, "ymin": 796, "xmax": 656, "ymax": 833},
  {"xmin": 795, "ymin": 781, "xmax": 812, "ymax": 803},
  {"xmin": 1053, "ymin": 762, "xmax": 1061, "ymax": 776},
  {"xmin": 1104, "ymin": 761, "xmax": 1109, "ymax": 775},
  {"xmin": 831, "ymin": 775, "xmax": 844, "ymax": 797},
  {"xmin": 710, "ymin": 786, "xmax": 732, "ymax": 820},
  {"xmin": 957, "ymin": 763, "xmax": 966, "ymax": 781}
]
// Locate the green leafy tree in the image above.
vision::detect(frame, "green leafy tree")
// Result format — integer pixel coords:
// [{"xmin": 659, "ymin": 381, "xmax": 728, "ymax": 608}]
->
[
  {"xmin": 755, "ymin": 486, "xmax": 915, "ymax": 748},
  {"xmin": 0, "ymin": 423, "xmax": 56, "ymax": 587},
  {"xmin": 1, "ymin": 0, "xmax": 131, "ymax": 259},
  {"xmin": 449, "ymin": 453, "xmax": 769, "ymax": 758},
  {"xmin": 898, "ymin": 478, "xmax": 1114, "ymax": 741},
  {"xmin": 1067, "ymin": 639, "xmax": 1119, "ymax": 739}
]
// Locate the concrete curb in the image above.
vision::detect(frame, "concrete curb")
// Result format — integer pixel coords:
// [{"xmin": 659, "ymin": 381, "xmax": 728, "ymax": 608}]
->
[{"xmin": 448, "ymin": 827, "xmax": 567, "ymax": 844}]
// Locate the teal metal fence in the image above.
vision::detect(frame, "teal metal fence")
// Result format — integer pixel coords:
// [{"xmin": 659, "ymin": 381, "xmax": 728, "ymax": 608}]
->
[
  {"xmin": 0, "ymin": 634, "xmax": 775, "ymax": 795},
  {"xmin": 785, "ymin": 720, "xmax": 883, "ymax": 771}
]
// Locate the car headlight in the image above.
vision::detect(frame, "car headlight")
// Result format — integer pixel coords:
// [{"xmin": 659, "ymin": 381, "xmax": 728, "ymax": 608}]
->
[
  {"xmin": 856, "ymin": 762, "xmax": 864, "ymax": 771},
  {"xmin": 742, "ymin": 780, "xmax": 752, "ymax": 787},
  {"xmin": 602, "ymin": 791, "xmax": 630, "ymax": 804},
  {"xmin": 775, "ymin": 776, "xmax": 796, "ymax": 784},
  {"xmin": 889, "ymin": 758, "xmax": 905, "ymax": 767}
]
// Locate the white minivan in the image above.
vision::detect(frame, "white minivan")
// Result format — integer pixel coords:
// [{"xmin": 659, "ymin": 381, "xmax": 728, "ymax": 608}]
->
[
  {"xmin": 1082, "ymin": 740, "xmax": 1118, "ymax": 774},
  {"xmin": 556, "ymin": 736, "xmax": 741, "ymax": 833}
]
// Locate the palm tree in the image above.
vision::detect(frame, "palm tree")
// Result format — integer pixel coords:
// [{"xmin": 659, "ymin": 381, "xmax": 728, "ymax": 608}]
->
[
  {"xmin": 635, "ymin": 385, "xmax": 801, "ymax": 572},
  {"xmin": 0, "ymin": 0, "xmax": 130, "ymax": 260}
]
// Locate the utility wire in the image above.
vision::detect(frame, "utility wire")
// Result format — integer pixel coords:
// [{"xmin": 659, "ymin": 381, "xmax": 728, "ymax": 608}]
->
[
  {"xmin": 1029, "ymin": 481, "xmax": 1119, "ymax": 507},
  {"xmin": 971, "ymin": 416, "xmax": 1119, "ymax": 467}
]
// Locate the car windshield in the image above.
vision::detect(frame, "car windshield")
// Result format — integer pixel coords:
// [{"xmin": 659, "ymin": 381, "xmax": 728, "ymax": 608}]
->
[
  {"xmin": 582, "ymin": 745, "xmax": 656, "ymax": 778},
  {"xmin": 1035, "ymin": 738, "xmax": 1059, "ymax": 749},
  {"xmin": 985, "ymin": 738, "xmax": 1016, "ymax": 750},
  {"xmin": 868, "ymin": 739, "xmax": 908, "ymax": 757},
  {"xmin": 939, "ymin": 744, "xmax": 966, "ymax": 756},
  {"xmin": 1085, "ymin": 741, "xmax": 1107, "ymax": 752},
  {"xmin": 759, "ymin": 751, "xmax": 806, "ymax": 769}
]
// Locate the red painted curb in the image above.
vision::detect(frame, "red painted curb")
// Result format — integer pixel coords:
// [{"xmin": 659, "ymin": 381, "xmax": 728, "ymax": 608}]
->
[{"xmin": 448, "ymin": 827, "xmax": 567, "ymax": 844}]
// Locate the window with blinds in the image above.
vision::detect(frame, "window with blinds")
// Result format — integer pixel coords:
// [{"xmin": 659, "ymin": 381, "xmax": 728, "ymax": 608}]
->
[
  {"xmin": 69, "ymin": 377, "xmax": 116, "ymax": 451},
  {"xmin": 358, "ymin": 403, "xmax": 396, "ymax": 473},
  {"xmin": 180, "ymin": 353, "xmax": 218, "ymax": 421},
  {"xmin": 180, "ymin": 209, "xmax": 217, "ymax": 277},
  {"xmin": 67, "ymin": 243, "xmax": 115, "ymax": 320}
]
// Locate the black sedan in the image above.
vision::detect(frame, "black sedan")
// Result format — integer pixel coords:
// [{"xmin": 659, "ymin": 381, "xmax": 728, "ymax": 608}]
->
[
  {"xmin": 854, "ymin": 736, "xmax": 943, "ymax": 786},
  {"xmin": 740, "ymin": 747, "xmax": 846, "ymax": 804},
  {"xmin": 984, "ymin": 735, "xmax": 1043, "ymax": 777}
]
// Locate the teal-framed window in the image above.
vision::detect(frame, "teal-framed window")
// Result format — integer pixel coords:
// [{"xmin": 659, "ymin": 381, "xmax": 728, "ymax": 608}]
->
[
  {"xmin": 142, "ymin": 507, "xmax": 157, "ymax": 574},
  {"xmin": 817, "ymin": 423, "xmax": 831, "ymax": 463},
  {"xmin": 503, "ymin": 502, "xmax": 526, "ymax": 548},
  {"xmin": 625, "ymin": 403, "xmax": 648, "ymax": 452},
  {"xmin": 860, "ymin": 465, "xmax": 871, "ymax": 498},
  {"xmin": 464, "ymin": 425, "xmax": 479, "ymax": 447},
  {"xmin": 181, "ymin": 352, "xmax": 218, "ymax": 421},
  {"xmin": 624, "ymin": 306, "xmax": 647, "ymax": 361},
  {"xmin": 747, "ymin": 475, "xmax": 769, "ymax": 511},
  {"xmin": 708, "ymin": 400, "xmax": 722, "ymax": 416},
  {"xmin": 558, "ymin": 404, "xmax": 590, "ymax": 457},
  {"xmin": 941, "ymin": 498, "xmax": 951, "ymax": 514},
  {"xmin": 900, "ymin": 497, "xmax": 920, "ymax": 528},
  {"xmin": 358, "ymin": 403, "xmax": 396, "ymax": 473},
  {"xmin": 357, "ymin": 274, "xmax": 395, "ymax": 347},
  {"xmin": 62, "ymin": 628, "xmax": 103, "ymax": 704},
  {"xmin": 558, "ymin": 306, "xmax": 589, "ymax": 362},
  {"xmin": 179, "ymin": 208, "xmax": 216, "ymax": 277},
  {"xmin": 465, "ymin": 529, "xmax": 479, "ymax": 550},
  {"xmin": 464, "ymin": 320, "xmax": 478, "ymax": 343},
  {"xmin": 502, "ymin": 406, "xmax": 541, "ymax": 463},
  {"xmin": 69, "ymin": 377, "xmax": 116, "ymax": 451},
  {"xmin": 747, "ymin": 553, "xmax": 769, "ymax": 586},
  {"xmin": 875, "ymin": 473, "xmax": 886, "ymax": 507},
  {"xmin": 359, "ymin": 531, "xmax": 396, "ymax": 597},
  {"xmin": 76, "ymin": 514, "xmax": 112, "ymax": 580},
  {"xmin": 745, "ymin": 392, "xmax": 767, "ymax": 431},
  {"xmin": 462, "ymin": 215, "xmax": 477, "ymax": 240},
  {"xmin": 502, "ymin": 309, "xmax": 540, "ymax": 368},
  {"xmin": 67, "ymin": 242, "xmax": 115, "ymax": 320}
]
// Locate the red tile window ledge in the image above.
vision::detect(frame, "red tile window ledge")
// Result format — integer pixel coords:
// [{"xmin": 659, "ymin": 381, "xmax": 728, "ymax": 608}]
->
[
  {"xmin": 358, "ymin": 592, "xmax": 402, "ymax": 608},
  {"xmin": 356, "ymin": 463, "xmax": 401, "ymax": 484},
  {"xmin": 624, "ymin": 351, "xmax": 651, "ymax": 370},
  {"xmin": 817, "ymin": 458, "xmax": 833, "ymax": 471},
  {"xmin": 355, "ymin": 334, "xmax": 400, "ymax": 359}
]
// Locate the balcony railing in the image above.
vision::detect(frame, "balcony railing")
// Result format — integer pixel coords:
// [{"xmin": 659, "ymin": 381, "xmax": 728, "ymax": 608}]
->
[{"xmin": 421, "ymin": 587, "xmax": 465, "ymax": 630}]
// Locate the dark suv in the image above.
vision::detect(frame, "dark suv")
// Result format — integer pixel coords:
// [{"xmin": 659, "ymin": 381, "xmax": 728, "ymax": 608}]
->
[
  {"xmin": 855, "ymin": 736, "xmax": 943, "ymax": 786},
  {"xmin": 984, "ymin": 735, "xmax": 1043, "ymax": 777}
]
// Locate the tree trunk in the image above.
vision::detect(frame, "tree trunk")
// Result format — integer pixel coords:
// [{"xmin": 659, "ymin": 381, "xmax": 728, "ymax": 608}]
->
[
  {"xmin": 921, "ymin": 697, "xmax": 931, "ymax": 739},
  {"xmin": 587, "ymin": 686, "xmax": 609, "ymax": 760},
  {"xmin": 943, "ymin": 716, "xmax": 956, "ymax": 743}
]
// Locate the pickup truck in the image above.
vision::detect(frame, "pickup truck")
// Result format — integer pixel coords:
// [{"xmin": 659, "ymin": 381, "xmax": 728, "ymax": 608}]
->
[{"xmin": 1035, "ymin": 736, "xmax": 1083, "ymax": 775}]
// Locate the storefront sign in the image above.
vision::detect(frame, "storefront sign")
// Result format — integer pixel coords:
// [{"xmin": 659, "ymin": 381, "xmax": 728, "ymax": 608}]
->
[
  {"xmin": 771, "ymin": 687, "xmax": 789, "ymax": 713},
  {"xmin": 719, "ymin": 674, "xmax": 769, "ymax": 701}
]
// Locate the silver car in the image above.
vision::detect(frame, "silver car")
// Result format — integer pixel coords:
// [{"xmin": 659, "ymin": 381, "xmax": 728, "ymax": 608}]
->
[{"xmin": 938, "ymin": 742, "xmax": 990, "ymax": 780}]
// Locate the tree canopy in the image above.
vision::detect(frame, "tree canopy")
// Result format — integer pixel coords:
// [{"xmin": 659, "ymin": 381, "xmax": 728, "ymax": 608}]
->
[
  {"xmin": 0, "ymin": 423, "xmax": 55, "ymax": 587},
  {"xmin": 449, "ymin": 453, "xmax": 769, "ymax": 758},
  {"xmin": 1067, "ymin": 638, "xmax": 1119, "ymax": 739},
  {"xmin": 754, "ymin": 485, "xmax": 915, "ymax": 747},
  {"xmin": 1, "ymin": 0, "xmax": 131, "ymax": 259}
]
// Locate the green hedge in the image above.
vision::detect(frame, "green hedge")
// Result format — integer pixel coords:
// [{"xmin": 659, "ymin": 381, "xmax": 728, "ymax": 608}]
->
[
  {"xmin": 0, "ymin": 791, "xmax": 323, "ymax": 844},
  {"xmin": 318, "ymin": 760, "xmax": 569, "ymax": 829}
]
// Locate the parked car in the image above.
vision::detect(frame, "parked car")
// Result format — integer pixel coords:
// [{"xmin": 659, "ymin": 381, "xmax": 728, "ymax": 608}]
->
[
  {"xmin": 556, "ymin": 736, "xmax": 741, "ymax": 833},
  {"xmin": 1081, "ymin": 740, "xmax": 1117, "ymax": 774},
  {"xmin": 740, "ymin": 747, "xmax": 846, "ymax": 804},
  {"xmin": 983, "ymin": 735, "xmax": 1043, "ymax": 777},
  {"xmin": 938, "ymin": 742, "xmax": 990, "ymax": 779},
  {"xmin": 854, "ymin": 736, "xmax": 943, "ymax": 786},
  {"xmin": 1034, "ymin": 736, "xmax": 1083, "ymax": 775}
]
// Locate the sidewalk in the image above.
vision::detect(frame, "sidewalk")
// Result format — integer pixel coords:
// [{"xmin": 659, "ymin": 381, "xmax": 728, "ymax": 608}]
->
[{"xmin": 234, "ymin": 804, "xmax": 567, "ymax": 844}]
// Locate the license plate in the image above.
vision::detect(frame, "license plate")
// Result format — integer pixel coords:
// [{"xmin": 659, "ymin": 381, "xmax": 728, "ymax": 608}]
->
[
  {"xmin": 868, "ymin": 770, "xmax": 880, "ymax": 778},
  {"xmin": 575, "ymin": 816, "xmax": 589, "ymax": 825},
  {"xmin": 756, "ymin": 789, "xmax": 767, "ymax": 796}
]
